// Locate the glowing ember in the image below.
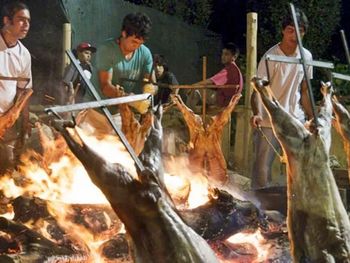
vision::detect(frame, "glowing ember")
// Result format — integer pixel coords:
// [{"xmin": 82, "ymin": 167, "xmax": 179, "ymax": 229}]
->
[{"xmin": 226, "ymin": 230, "xmax": 270, "ymax": 262}]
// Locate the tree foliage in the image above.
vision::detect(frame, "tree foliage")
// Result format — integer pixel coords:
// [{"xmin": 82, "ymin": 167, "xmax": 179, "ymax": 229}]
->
[
  {"xmin": 251, "ymin": 0, "xmax": 341, "ymax": 59},
  {"xmin": 125, "ymin": 0, "xmax": 213, "ymax": 26}
]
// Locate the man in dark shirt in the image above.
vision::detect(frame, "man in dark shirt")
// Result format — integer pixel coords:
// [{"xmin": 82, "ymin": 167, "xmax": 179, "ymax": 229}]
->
[
  {"xmin": 153, "ymin": 54, "xmax": 179, "ymax": 105},
  {"xmin": 62, "ymin": 42, "xmax": 96, "ymax": 103}
]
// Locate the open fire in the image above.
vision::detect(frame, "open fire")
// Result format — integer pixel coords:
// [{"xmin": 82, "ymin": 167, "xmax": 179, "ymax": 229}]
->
[{"xmin": 0, "ymin": 124, "xmax": 289, "ymax": 262}]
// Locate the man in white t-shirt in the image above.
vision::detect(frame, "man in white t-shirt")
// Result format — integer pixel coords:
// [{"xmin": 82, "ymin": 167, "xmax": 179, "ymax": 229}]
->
[
  {"xmin": 250, "ymin": 9, "xmax": 313, "ymax": 190},
  {"xmin": 0, "ymin": 1, "xmax": 32, "ymax": 172}
]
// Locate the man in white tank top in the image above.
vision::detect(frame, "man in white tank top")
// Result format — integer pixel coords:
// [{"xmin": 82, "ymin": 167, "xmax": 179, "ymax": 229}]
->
[
  {"xmin": 0, "ymin": 1, "xmax": 32, "ymax": 172},
  {"xmin": 250, "ymin": 9, "xmax": 313, "ymax": 190}
]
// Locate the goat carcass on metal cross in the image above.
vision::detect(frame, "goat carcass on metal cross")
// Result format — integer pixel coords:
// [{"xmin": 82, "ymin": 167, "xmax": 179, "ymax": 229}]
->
[
  {"xmin": 53, "ymin": 105, "xmax": 219, "ymax": 263},
  {"xmin": 251, "ymin": 78, "xmax": 350, "ymax": 262}
]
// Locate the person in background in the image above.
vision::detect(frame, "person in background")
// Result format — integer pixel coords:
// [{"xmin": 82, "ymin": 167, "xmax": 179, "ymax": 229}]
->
[
  {"xmin": 95, "ymin": 12, "xmax": 156, "ymax": 113},
  {"xmin": 0, "ymin": 1, "xmax": 32, "ymax": 172},
  {"xmin": 250, "ymin": 8, "xmax": 313, "ymax": 190},
  {"xmin": 186, "ymin": 42, "xmax": 243, "ymax": 109},
  {"xmin": 62, "ymin": 42, "xmax": 97, "ymax": 103},
  {"xmin": 153, "ymin": 53, "xmax": 179, "ymax": 105}
]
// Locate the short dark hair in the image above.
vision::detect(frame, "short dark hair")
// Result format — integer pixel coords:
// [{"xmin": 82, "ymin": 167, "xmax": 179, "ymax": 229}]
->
[
  {"xmin": 153, "ymin": 54, "xmax": 169, "ymax": 72},
  {"xmin": 1, "ymin": 1, "xmax": 29, "ymax": 24},
  {"xmin": 122, "ymin": 12, "xmax": 152, "ymax": 40},
  {"xmin": 223, "ymin": 42, "xmax": 239, "ymax": 58},
  {"xmin": 282, "ymin": 8, "xmax": 309, "ymax": 32}
]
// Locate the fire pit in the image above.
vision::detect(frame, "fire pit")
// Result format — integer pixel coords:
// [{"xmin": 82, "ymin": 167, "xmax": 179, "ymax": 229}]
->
[{"xmin": 0, "ymin": 107, "xmax": 291, "ymax": 262}]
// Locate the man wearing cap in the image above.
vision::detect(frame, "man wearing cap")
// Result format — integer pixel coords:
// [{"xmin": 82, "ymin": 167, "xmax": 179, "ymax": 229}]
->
[
  {"xmin": 95, "ymin": 12, "xmax": 156, "ymax": 113},
  {"xmin": 62, "ymin": 41, "xmax": 97, "ymax": 103}
]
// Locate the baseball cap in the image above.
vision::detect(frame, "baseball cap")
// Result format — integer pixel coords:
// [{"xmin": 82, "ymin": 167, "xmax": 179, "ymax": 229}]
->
[{"xmin": 76, "ymin": 42, "xmax": 97, "ymax": 53}]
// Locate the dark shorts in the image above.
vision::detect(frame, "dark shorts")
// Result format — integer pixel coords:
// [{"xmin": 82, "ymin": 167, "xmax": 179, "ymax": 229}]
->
[{"xmin": 0, "ymin": 125, "xmax": 19, "ymax": 173}]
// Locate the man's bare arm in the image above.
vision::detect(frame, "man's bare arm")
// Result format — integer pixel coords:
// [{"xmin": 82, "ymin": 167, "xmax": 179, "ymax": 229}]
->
[
  {"xmin": 300, "ymin": 80, "xmax": 313, "ymax": 120},
  {"xmin": 193, "ymin": 79, "xmax": 214, "ymax": 86},
  {"xmin": 99, "ymin": 70, "xmax": 122, "ymax": 97},
  {"xmin": 250, "ymin": 91, "xmax": 263, "ymax": 128}
]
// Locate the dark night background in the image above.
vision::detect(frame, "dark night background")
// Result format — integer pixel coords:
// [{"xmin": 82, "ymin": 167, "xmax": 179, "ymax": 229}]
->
[{"xmin": 208, "ymin": 0, "xmax": 350, "ymax": 64}]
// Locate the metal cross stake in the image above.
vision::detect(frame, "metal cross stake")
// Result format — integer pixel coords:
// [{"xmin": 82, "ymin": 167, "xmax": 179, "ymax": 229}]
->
[
  {"xmin": 340, "ymin": 30, "xmax": 350, "ymax": 70},
  {"xmin": 330, "ymin": 30, "xmax": 350, "ymax": 88},
  {"xmin": 290, "ymin": 3, "xmax": 318, "ymax": 127},
  {"xmin": 265, "ymin": 3, "xmax": 335, "ymax": 128},
  {"xmin": 47, "ymin": 50, "xmax": 149, "ymax": 173},
  {"xmin": 45, "ymin": 94, "xmax": 151, "ymax": 114}
]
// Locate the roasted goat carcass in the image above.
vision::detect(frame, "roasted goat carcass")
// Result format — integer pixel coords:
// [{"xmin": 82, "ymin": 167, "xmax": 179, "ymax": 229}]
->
[
  {"xmin": 252, "ymin": 78, "xmax": 350, "ymax": 262},
  {"xmin": 111, "ymin": 87, "xmax": 152, "ymax": 156},
  {"xmin": 118, "ymin": 95, "xmax": 152, "ymax": 156},
  {"xmin": 53, "ymin": 106, "xmax": 219, "ymax": 263},
  {"xmin": 0, "ymin": 88, "xmax": 32, "ymax": 138},
  {"xmin": 332, "ymin": 95, "xmax": 350, "ymax": 182},
  {"xmin": 75, "ymin": 90, "xmax": 152, "ymax": 156},
  {"xmin": 171, "ymin": 94, "xmax": 241, "ymax": 183}
]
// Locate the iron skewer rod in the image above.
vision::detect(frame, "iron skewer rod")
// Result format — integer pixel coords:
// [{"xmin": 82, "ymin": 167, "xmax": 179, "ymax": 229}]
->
[
  {"xmin": 119, "ymin": 77, "xmax": 239, "ymax": 89},
  {"xmin": 290, "ymin": 3, "xmax": 318, "ymax": 127},
  {"xmin": 45, "ymin": 93, "xmax": 151, "ymax": 113},
  {"xmin": 0, "ymin": 76, "xmax": 30, "ymax": 82},
  {"xmin": 340, "ymin": 30, "xmax": 350, "ymax": 71}
]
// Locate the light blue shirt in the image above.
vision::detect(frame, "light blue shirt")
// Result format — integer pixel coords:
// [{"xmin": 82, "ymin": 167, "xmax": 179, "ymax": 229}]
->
[{"xmin": 96, "ymin": 38, "xmax": 153, "ymax": 94}]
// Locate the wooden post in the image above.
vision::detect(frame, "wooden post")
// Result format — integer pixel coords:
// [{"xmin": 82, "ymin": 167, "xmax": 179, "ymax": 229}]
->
[
  {"xmin": 233, "ymin": 12, "xmax": 257, "ymax": 177},
  {"xmin": 202, "ymin": 56, "xmax": 207, "ymax": 124},
  {"xmin": 62, "ymin": 23, "xmax": 72, "ymax": 74},
  {"xmin": 244, "ymin": 12, "xmax": 257, "ymax": 177},
  {"xmin": 245, "ymin": 13, "xmax": 257, "ymax": 108}
]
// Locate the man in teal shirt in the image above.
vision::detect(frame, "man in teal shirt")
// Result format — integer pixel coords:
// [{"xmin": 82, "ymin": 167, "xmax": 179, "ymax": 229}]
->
[{"xmin": 96, "ymin": 12, "xmax": 155, "ymax": 112}]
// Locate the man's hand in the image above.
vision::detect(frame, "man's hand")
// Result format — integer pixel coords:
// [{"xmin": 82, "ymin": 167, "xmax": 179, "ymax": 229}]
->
[
  {"xmin": 143, "ymin": 83, "xmax": 157, "ymax": 95},
  {"xmin": 99, "ymin": 70, "xmax": 124, "ymax": 97},
  {"xmin": 250, "ymin": 115, "xmax": 262, "ymax": 128},
  {"xmin": 103, "ymin": 83, "xmax": 124, "ymax": 97},
  {"xmin": 129, "ymin": 100, "xmax": 151, "ymax": 114}
]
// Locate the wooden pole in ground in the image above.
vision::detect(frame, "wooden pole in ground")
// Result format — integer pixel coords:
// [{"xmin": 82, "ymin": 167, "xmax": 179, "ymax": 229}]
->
[
  {"xmin": 202, "ymin": 56, "xmax": 207, "ymax": 125},
  {"xmin": 62, "ymin": 23, "xmax": 71, "ymax": 74},
  {"xmin": 243, "ymin": 12, "xmax": 258, "ymax": 177}
]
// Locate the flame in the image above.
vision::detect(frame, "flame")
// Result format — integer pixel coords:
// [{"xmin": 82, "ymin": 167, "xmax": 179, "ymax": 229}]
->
[
  {"xmin": 163, "ymin": 155, "xmax": 209, "ymax": 208},
  {"xmin": 0, "ymin": 127, "xmax": 130, "ymax": 261},
  {"xmin": 226, "ymin": 230, "xmax": 270, "ymax": 262},
  {"xmin": 0, "ymin": 124, "xmax": 277, "ymax": 262},
  {"xmin": 46, "ymin": 201, "xmax": 116, "ymax": 263}
]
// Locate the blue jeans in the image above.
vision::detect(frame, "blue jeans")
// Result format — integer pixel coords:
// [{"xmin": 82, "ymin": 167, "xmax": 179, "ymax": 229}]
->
[{"xmin": 251, "ymin": 127, "xmax": 282, "ymax": 189}]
